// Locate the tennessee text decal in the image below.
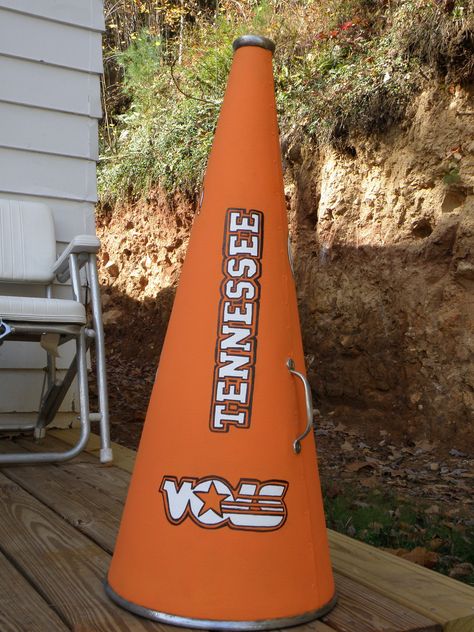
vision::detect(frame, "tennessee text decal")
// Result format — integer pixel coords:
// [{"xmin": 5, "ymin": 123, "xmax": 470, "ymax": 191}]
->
[
  {"xmin": 160, "ymin": 475, "xmax": 288, "ymax": 531},
  {"xmin": 210, "ymin": 208, "xmax": 264, "ymax": 432}
]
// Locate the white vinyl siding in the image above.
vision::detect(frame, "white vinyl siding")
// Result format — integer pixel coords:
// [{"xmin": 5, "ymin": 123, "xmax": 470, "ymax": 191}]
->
[
  {"xmin": 0, "ymin": 56, "xmax": 101, "ymax": 116},
  {"xmin": 0, "ymin": 148, "xmax": 98, "ymax": 202},
  {"xmin": 0, "ymin": 370, "xmax": 71, "ymax": 413},
  {"xmin": 0, "ymin": 9, "xmax": 103, "ymax": 73},
  {"xmin": 0, "ymin": 0, "xmax": 105, "ymax": 31},
  {"xmin": 0, "ymin": 339, "xmax": 75, "ymax": 370},
  {"xmin": 0, "ymin": 194, "xmax": 96, "ymax": 241},
  {"xmin": 0, "ymin": 103, "xmax": 99, "ymax": 159},
  {"xmin": 0, "ymin": 0, "xmax": 103, "ymax": 422}
]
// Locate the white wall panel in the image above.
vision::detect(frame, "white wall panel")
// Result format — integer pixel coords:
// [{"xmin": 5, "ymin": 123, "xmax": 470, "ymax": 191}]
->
[
  {"xmin": 0, "ymin": 194, "xmax": 96, "ymax": 240},
  {"xmin": 0, "ymin": 1, "xmax": 104, "ymax": 417},
  {"xmin": 0, "ymin": 148, "xmax": 97, "ymax": 202},
  {"xmin": 0, "ymin": 56, "xmax": 101, "ymax": 117},
  {"xmin": 0, "ymin": 9, "xmax": 103, "ymax": 73},
  {"xmin": 0, "ymin": 339, "xmax": 75, "ymax": 369},
  {"xmin": 0, "ymin": 412, "xmax": 76, "ymax": 429},
  {"xmin": 0, "ymin": 369, "xmax": 74, "ymax": 412},
  {"xmin": 0, "ymin": 103, "xmax": 99, "ymax": 160},
  {"xmin": 0, "ymin": 0, "xmax": 105, "ymax": 31},
  {"xmin": 0, "ymin": 282, "xmax": 88, "ymax": 301}
]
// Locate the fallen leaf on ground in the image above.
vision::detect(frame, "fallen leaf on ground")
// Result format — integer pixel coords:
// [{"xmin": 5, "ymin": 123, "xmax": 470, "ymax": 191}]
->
[
  {"xmin": 365, "ymin": 457, "xmax": 381, "ymax": 465},
  {"xmin": 415, "ymin": 439, "xmax": 436, "ymax": 453},
  {"xmin": 360, "ymin": 477, "xmax": 378, "ymax": 488},
  {"xmin": 384, "ymin": 547, "xmax": 439, "ymax": 568},
  {"xmin": 449, "ymin": 562, "xmax": 474, "ymax": 578},
  {"xmin": 449, "ymin": 448, "xmax": 467, "ymax": 457},
  {"xmin": 346, "ymin": 461, "xmax": 374, "ymax": 472},
  {"xmin": 429, "ymin": 538, "xmax": 444, "ymax": 551},
  {"xmin": 447, "ymin": 508, "xmax": 461, "ymax": 517},
  {"xmin": 390, "ymin": 469, "xmax": 408, "ymax": 478}
]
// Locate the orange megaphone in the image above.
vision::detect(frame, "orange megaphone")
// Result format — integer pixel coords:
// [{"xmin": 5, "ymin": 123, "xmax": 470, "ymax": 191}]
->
[{"xmin": 106, "ymin": 34, "xmax": 336, "ymax": 629}]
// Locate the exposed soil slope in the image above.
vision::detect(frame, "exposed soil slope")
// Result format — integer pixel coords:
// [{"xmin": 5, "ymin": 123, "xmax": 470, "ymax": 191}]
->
[{"xmin": 96, "ymin": 83, "xmax": 474, "ymax": 450}]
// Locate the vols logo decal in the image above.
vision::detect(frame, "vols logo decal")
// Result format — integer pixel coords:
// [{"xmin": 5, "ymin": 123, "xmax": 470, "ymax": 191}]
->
[
  {"xmin": 160, "ymin": 475, "xmax": 288, "ymax": 531},
  {"xmin": 210, "ymin": 208, "xmax": 264, "ymax": 432}
]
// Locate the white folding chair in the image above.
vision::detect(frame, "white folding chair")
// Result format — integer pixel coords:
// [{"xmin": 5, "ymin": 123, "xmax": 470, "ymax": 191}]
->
[{"xmin": 0, "ymin": 199, "xmax": 112, "ymax": 464}]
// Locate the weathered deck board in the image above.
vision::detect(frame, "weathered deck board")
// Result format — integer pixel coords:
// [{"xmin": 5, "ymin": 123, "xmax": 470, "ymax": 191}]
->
[
  {"xmin": 0, "ymin": 470, "xmax": 182, "ymax": 632},
  {"xmin": 326, "ymin": 574, "xmax": 440, "ymax": 632},
  {"xmin": 329, "ymin": 531, "xmax": 474, "ymax": 630},
  {"xmin": 1, "ymin": 460, "xmax": 121, "ymax": 554},
  {"xmin": 1, "ymin": 438, "xmax": 124, "ymax": 552},
  {"xmin": 0, "ymin": 548, "xmax": 69, "ymax": 631},
  {"xmin": 52, "ymin": 429, "xmax": 474, "ymax": 632},
  {"xmin": 50, "ymin": 427, "xmax": 137, "ymax": 471},
  {"xmin": 444, "ymin": 617, "xmax": 474, "ymax": 632},
  {"xmin": 3, "ymin": 434, "xmax": 442, "ymax": 632},
  {"xmin": 288, "ymin": 623, "xmax": 337, "ymax": 632},
  {"xmin": 15, "ymin": 434, "xmax": 131, "ymax": 501}
]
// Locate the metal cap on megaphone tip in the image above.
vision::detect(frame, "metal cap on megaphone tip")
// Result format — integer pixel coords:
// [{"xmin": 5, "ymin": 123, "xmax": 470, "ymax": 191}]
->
[
  {"xmin": 232, "ymin": 34, "xmax": 275, "ymax": 54},
  {"xmin": 106, "ymin": 28, "xmax": 336, "ymax": 630}
]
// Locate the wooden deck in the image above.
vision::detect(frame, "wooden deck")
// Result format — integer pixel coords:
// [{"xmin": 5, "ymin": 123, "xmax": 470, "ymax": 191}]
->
[{"xmin": 1, "ymin": 431, "xmax": 473, "ymax": 632}]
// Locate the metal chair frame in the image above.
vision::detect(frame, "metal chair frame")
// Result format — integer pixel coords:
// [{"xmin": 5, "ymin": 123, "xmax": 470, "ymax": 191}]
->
[{"xmin": 0, "ymin": 243, "xmax": 112, "ymax": 465}]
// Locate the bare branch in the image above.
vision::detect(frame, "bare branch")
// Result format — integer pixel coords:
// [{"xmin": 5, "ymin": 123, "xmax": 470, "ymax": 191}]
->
[{"xmin": 169, "ymin": 57, "xmax": 219, "ymax": 105}]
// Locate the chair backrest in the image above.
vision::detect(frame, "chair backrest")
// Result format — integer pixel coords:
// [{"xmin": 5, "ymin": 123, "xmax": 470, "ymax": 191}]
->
[{"xmin": 0, "ymin": 199, "xmax": 56, "ymax": 284}]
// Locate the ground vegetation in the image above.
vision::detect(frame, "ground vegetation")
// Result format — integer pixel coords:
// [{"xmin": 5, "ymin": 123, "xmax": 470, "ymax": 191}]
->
[{"xmin": 99, "ymin": 0, "xmax": 474, "ymax": 201}]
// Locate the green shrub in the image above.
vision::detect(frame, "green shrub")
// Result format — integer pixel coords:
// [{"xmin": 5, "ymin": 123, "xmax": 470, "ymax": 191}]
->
[
  {"xmin": 99, "ymin": 0, "xmax": 474, "ymax": 203},
  {"xmin": 99, "ymin": 19, "xmax": 237, "ymax": 203}
]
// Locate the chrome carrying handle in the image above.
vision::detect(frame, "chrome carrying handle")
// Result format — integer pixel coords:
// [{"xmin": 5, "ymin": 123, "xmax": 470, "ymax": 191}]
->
[{"xmin": 287, "ymin": 358, "xmax": 314, "ymax": 454}]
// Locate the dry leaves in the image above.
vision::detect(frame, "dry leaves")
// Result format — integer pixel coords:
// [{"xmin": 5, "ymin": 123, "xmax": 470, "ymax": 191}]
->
[
  {"xmin": 314, "ymin": 414, "xmax": 473, "ymax": 513},
  {"xmin": 360, "ymin": 477, "xmax": 378, "ymax": 488},
  {"xmin": 384, "ymin": 546, "xmax": 439, "ymax": 569},
  {"xmin": 449, "ymin": 563, "xmax": 474, "ymax": 578},
  {"xmin": 346, "ymin": 461, "xmax": 374, "ymax": 473},
  {"xmin": 414, "ymin": 439, "xmax": 437, "ymax": 453}
]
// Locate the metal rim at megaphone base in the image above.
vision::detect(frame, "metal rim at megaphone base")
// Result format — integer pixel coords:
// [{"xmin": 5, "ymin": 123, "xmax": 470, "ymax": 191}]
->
[{"xmin": 104, "ymin": 580, "xmax": 337, "ymax": 630}]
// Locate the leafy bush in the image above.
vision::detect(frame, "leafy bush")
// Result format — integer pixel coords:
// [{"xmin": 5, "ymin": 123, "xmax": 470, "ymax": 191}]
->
[
  {"xmin": 99, "ymin": 21, "xmax": 232, "ymax": 203},
  {"xmin": 99, "ymin": 0, "xmax": 474, "ymax": 203}
]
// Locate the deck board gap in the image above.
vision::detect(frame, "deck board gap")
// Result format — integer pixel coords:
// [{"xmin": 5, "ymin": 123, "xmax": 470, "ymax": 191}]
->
[
  {"xmin": 0, "ymin": 463, "xmax": 120, "ymax": 556},
  {"xmin": 0, "ymin": 530, "xmax": 73, "ymax": 630}
]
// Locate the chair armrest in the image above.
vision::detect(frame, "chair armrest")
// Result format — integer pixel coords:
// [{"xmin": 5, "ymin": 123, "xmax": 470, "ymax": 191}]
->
[{"xmin": 53, "ymin": 235, "xmax": 101, "ymax": 283}]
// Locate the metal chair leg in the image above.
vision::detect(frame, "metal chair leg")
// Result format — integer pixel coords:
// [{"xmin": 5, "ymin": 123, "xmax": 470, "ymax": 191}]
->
[
  {"xmin": 34, "ymin": 350, "xmax": 57, "ymax": 440},
  {"xmin": 0, "ymin": 330, "xmax": 91, "ymax": 465},
  {"xmin": 88, "ymin": 254, "xmax": 112, "ymax": 464}
]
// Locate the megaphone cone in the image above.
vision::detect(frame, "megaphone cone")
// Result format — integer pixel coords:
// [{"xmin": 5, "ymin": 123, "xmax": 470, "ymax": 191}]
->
[{"xmin": 106, "ymin": 34, "xmax": 336, "ymax": 629}]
